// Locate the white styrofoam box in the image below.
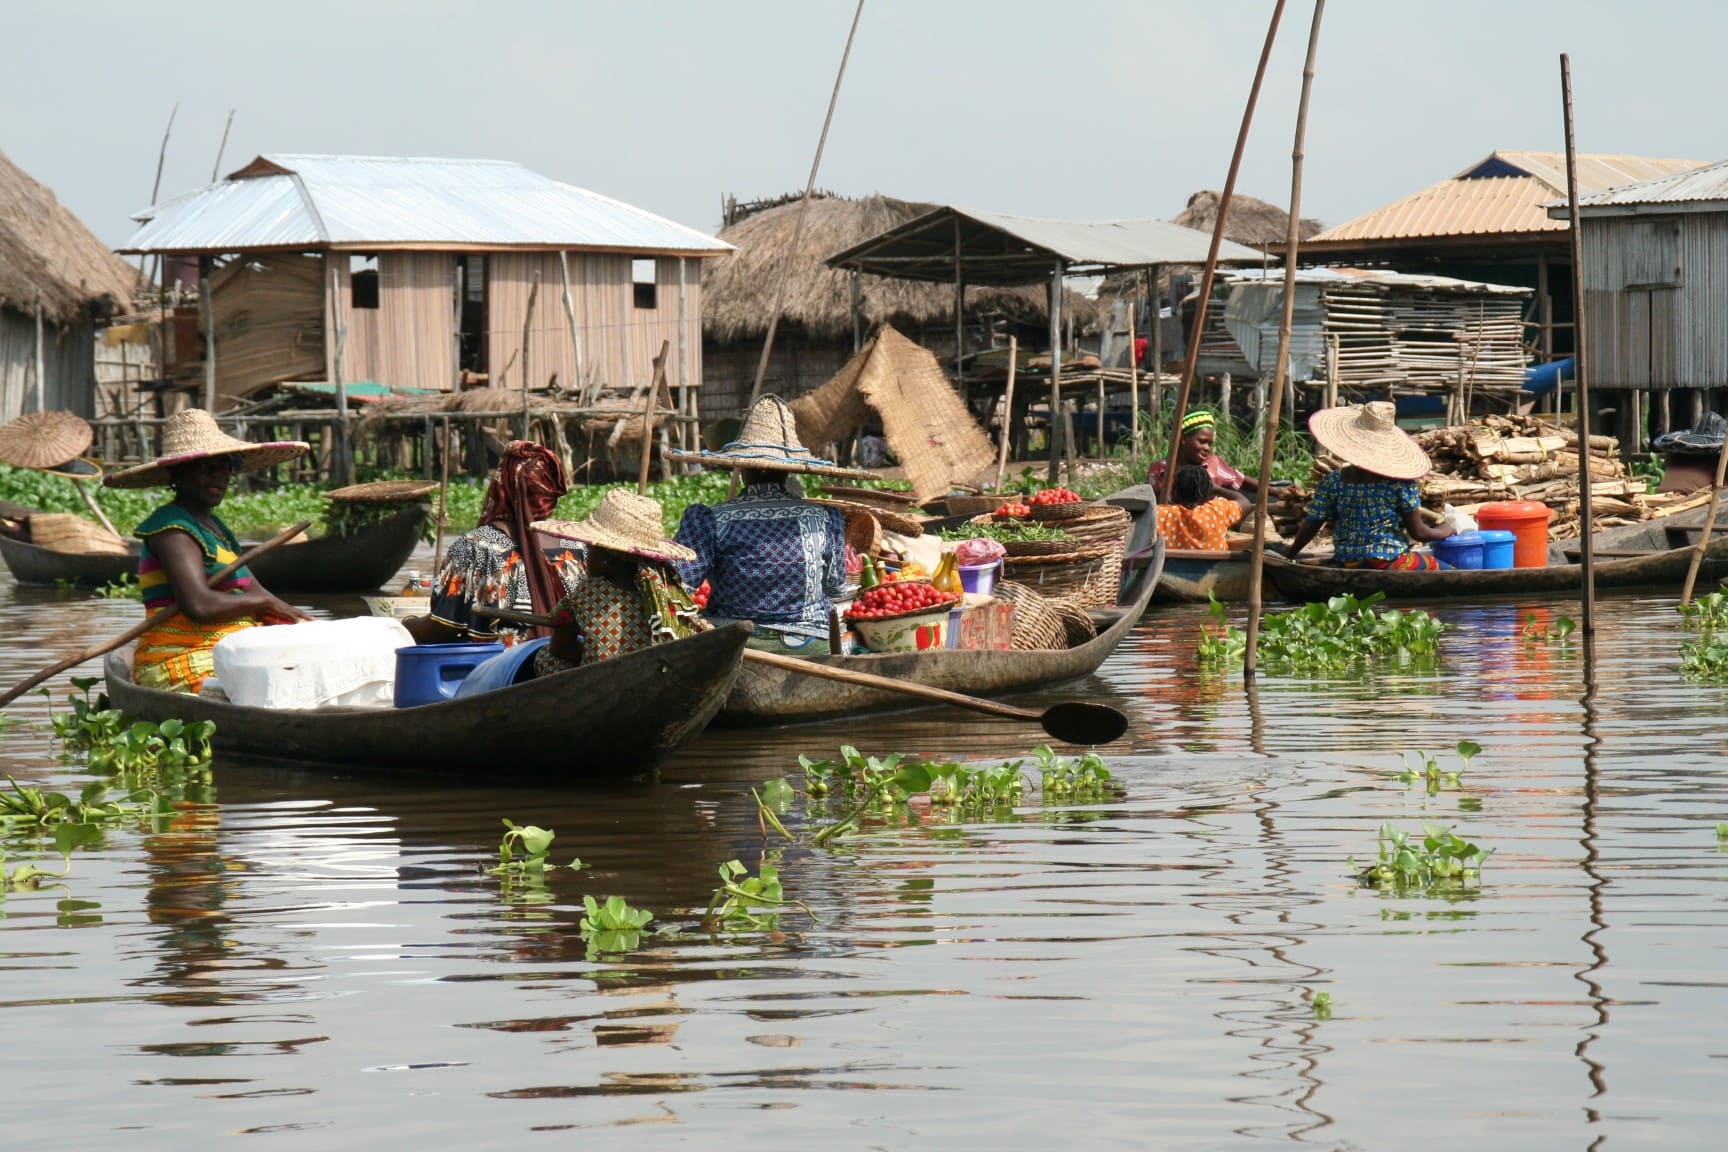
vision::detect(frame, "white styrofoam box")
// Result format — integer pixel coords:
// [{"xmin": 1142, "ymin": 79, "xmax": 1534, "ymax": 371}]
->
[{"xmin": 212, "ymin": 617, "xmax": 414, "ymax": 710}]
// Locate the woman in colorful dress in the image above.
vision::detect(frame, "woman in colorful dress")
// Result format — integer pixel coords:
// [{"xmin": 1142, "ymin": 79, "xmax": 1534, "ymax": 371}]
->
[
  {"xmin": 103, "ymin": 409, "xmax": 312, "ymax": 693},
  {"xmin": 407, "ymin": 440, "xmax": 574, "ymax": 644},
  {"xmin": 1148, "ymin": 409, "xmax": 1256, "ymax": 505},
  {"xmin": 527, "ymin": 489, "xmax": 708, "ymax": 674},
  {"xmin": 1156, "ymin": 464, "xmax": 1245, "ymax": 551},
  {"xmin": 1281, "ymin": 401, "xmax": 1455, "ymax": 570},
  {"xmin": 667, "ymin": 395, "xmax": 881, "ymax": 655}
]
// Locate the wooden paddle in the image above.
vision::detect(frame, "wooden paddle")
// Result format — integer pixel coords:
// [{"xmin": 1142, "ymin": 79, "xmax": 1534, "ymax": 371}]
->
[
  {"xmin": 471, "ymin": 604, "xmax": 1128, "ymax": 745},
  {"xmin": 0, "ymin": 520, "xmax": 312, "ymax": 709}
]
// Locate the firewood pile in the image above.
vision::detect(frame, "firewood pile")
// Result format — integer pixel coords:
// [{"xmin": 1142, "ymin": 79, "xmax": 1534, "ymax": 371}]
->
[{"xmin": 1271, "ymin": 414, "xmax": 1708, "ymax": 541}]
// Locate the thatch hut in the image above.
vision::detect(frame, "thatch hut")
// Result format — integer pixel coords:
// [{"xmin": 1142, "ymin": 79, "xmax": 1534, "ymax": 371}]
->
[
  {"xmin": 0, "ymin": 149, "xmax": 138, "ymax": 420},
  {"xmin": 1173, "ymin": 189, "xmax": 1323, "ymax": 248},
  {"xmin": 701, "ymin": 192, "xmax": 1094, "ymax": 425}
]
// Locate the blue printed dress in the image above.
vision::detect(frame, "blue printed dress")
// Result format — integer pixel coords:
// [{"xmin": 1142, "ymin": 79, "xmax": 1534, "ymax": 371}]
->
[
  {"xmin": 1305, "ymin": 469, "xmax": 1424, "ymax": 566},
  {"xmin": 674, "ymin": 484, "xmax": 847, "ymax": 645}
]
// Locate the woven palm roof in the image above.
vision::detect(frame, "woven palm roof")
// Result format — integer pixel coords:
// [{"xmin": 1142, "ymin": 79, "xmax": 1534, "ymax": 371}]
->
[{"xmin": 0, "ymin": 148, "xmax": 138, "ymax": 321}]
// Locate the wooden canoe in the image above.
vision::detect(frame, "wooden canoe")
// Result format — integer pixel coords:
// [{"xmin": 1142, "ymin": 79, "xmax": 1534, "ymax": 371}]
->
[
  {"xmin": 718, "ymin": 491, "xmax": 1162, "ymax": 727},
  {"xmin": 1157, "ymin": 548, "xmax": 1254, "ymax": 602},
  {"xmin": 103, "ymin": 621, "xmax": 754, "ymax": 779},
  {"xmin": 0, "ymin": 507, "xmax": 428, "ymax": 593},
  {"xmin": 1263, "ymin": 534, "xmax": 1728, "ymax": 603}
]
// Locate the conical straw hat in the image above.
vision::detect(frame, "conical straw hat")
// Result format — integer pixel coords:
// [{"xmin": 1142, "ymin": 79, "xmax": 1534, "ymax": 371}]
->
[
  {"xmin": 668, "ymin": 394, "xmax": 881, "ymax": 481},
  {"xmin": 1307, "ymin": 401, "xmax": 1432, "ymax": 481},
  {"xmin": 0, "ymin": 411, "xmax": 93, "ymax": 471},
  {"xmin": 104, "ymin": 409, "xmax": 310, "ymax": 489},
  {"xmin": 532, "ymin": 488, "xmax": 696, "ymax": 564}
]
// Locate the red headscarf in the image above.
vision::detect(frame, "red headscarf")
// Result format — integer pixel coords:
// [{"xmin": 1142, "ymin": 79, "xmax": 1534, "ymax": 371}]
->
[{"xmin": 481, "ymin": 441, "xmax": 568, "ymax": 623}]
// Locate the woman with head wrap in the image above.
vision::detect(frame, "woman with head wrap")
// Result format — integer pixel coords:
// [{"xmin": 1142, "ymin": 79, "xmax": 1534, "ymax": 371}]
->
[
  {"xmin": 405, "ymin": 441, "xmax": 576, "ymax": 645},
  {"xmin": 1147, "ymin": 410, "xmax": 1256, "ymax": 507}
]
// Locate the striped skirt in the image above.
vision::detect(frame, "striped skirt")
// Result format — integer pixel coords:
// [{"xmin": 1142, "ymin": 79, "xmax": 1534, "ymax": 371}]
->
[{"xmin": 134, "ymin": 614, "xmax": 257, "ymax": 694}]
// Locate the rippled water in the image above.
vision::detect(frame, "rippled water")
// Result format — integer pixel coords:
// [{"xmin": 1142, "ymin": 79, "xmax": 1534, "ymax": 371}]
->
[{"xmin": 2, "ymin": 558, "xmax": 1726, "ymax": 1149}]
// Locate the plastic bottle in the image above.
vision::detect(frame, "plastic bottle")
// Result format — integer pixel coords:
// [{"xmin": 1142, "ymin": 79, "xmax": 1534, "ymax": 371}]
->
[
  {"xmin": 858, "ymin": 554, "xmax": 879, "ymax": 589},
  {"xmin": 401, "ymin": 570, "xmax": 424, "ymax": 597},
  {"xmin": 931, "ymin": 552, "xmax": 963, "ymax": 595}
]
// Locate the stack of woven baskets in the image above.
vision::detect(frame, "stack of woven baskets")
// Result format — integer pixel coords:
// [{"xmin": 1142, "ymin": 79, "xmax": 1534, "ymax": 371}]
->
[
  {"xmin": 995, "ymin": 581, "xmax": 1098, "ymax": 650},
  {"xmin": 994, "ymin": 504, "xmax": 1130, "ymax": 609}
]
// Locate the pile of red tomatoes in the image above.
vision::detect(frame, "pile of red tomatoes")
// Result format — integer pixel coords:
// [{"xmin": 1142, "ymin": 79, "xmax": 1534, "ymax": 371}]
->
[
  {"xmin": 1030, "ymin": 487, "xmax": 1081, "ymax": 506},
  {"xmin": 844, "ymin": 581, "xmax": 958, "ymax": 621}
]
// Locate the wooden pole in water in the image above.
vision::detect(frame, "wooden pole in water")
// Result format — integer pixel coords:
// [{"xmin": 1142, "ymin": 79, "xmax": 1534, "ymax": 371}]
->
[
  {"xmin": 1560, "ymin": 53, "xmax": 1596, "ymax": 634},
  {"xmin": 1160, "ymin": 0, "xmax": 1287, "ymax": 505},
  {"xmin": 520, "ymin": 270, "xmax": 540, "ymax": 441},
  {"xmin": 432, "ymin": 415, "xmax": 451, "ymax": 579},
  {"xmin": 994, "ymin": 335, "xmax": 1018, "ymax": 492},
  {"xmin": 1679, "ymin": 434, "xmax": 1728, "ymax": 605},
  {"xmin": 746, "ymin": 0, "xmax": 866, "ymax": 411},
  {"xmin": 639, "ymin": 341, "xmax": 669, "ymax": 495},
  {"xmin": 1245, "ymin": 0, "xmax": 1325, "ymax": 680},
  {"xmin": 1127, "ymin": 282, "xmax": 1140, "ymax": 454}
]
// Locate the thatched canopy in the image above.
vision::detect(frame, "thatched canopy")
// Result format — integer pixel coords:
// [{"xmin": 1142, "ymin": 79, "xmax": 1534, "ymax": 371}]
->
[
  {"xmin": 1174, "ymin": 190, "xmax": 1322, "ymax": 249},
  {"xmin": 703, "ymin": 192, "xmax": 1096, "ymax": 343},
  {"xmin": 0, "ymin": 149, "xmax": 137, "ymax": 322}
]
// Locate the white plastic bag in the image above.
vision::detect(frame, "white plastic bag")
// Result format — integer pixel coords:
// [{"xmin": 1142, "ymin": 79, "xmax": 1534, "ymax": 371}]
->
[{"xmin": 1441, "ymin": 503, "xmax": 1478, "ymax": 534}]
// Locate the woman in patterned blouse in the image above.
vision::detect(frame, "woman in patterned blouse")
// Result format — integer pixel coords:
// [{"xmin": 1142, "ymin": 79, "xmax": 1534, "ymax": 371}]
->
[{"xmin": 1156, "ymin": 465, "xmax": 1244, "ymax": 551}]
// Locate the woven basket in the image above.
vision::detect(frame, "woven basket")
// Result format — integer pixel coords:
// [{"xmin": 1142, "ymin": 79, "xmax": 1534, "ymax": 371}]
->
[
  {"xmin": 1048, "ymin": 600, "xmax": 1098, "ymax": 647},
  {"xmin": 839, "ymin": 507, "xmax": 881, "ymax": 556},
  {"xmin": 1002, "ymin": 538, "xmax": 1074, "ymax": 557},
  {"xmin": 325, "ymin": 479, "xmax": 439, "ymax": 504},
  {"xmin": 816, "ymin": 484, "xmax": 919, "ymax": 509},
  {"xmin": 29, "ymin": 513, "xmax": 129, "ymax": 555},
  {"xmin": 941, "ymin": 495, "xmax": 1014, "ymax": 518},
  {"xmin": 1030, "ymin": 501, "xmax": 1087, "ymax": 522},
  {"xmin": 993, "ymin": 581, "xmax": 1068, "ymax": 651},
  {"xmin": 1002, "ymin": 546, "xmax": 1115, "ymax": 607}
]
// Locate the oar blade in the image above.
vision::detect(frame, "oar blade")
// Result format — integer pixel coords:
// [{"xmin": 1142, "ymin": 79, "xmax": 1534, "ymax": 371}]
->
[{"xmin": 1040, "ymin": 701, "xmax": 1128, "ymax": 747}]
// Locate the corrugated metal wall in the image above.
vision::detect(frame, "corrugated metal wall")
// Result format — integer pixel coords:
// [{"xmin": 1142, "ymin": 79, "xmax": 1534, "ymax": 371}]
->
[
  {"xmin": 486, "ymin": 252, "xmax": 701, "ymax": 395},
  {"xmin": 0, "ymin": 309, "xmax": 95, "ymax": 420},
  {"xmin": 1583, "ymin": 214, "xmax": 1728, "ymax": 389}
]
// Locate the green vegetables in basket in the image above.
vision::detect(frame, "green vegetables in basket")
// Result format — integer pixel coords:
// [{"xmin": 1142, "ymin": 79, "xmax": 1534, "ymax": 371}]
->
[{"xmin": 938, "ymin": 521, "xmax": 1072, "ymax": 544}]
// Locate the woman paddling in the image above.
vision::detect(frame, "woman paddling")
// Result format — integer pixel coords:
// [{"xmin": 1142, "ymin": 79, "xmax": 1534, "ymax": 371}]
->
[
  {"xmin": 667, "ymin": 395, "xmax": 881, "ymax": 655},
  {"xmin": 1281, "ymin": 401, "xmax": 1454, "ymax": 570},
  {"xmin": 407, "ymin": 440, "xmax": 575, "ymax": 645},
  {"xmin": 103, "ymin": 410, "xmax": 312, "ymax": 693}
]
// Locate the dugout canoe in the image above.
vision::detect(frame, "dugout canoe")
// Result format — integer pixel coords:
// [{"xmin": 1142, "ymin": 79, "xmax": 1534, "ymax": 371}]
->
[
  {"xmin": 717, "ymin": 491, "xmax": 1162, "ymax": 727},
  {"xmin": 1262, "ymin": 534, "xmax": 1728, "ymax": 603},
  {"xmin": 0, "ymin": 506, "xmax": 428, "ymax": 593},
  {"xmin": 103, "ymin": 621, "xmax": 754, "ymax": 780},
  {"xmin": 1156, "ymin": 548, "xmax": 1254, "ymax": 603}
]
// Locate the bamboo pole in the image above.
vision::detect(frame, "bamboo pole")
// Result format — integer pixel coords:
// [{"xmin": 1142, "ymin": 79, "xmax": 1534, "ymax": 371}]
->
[
  {"xmin": 72, "ymin": 480, "xmax": 121, "ymax": 539},
  {"xmin": 1127, "ymin": 285, "xmax": 1140, "ymax": 453},
  {"xmin": 1680, "ymin": 438, "xmax": 1728, "ymax": 605},
  {"xmin": 211, "ymin": 108, "xmax": 235, "ymax": 182},
  {"xmin": 1048, "ymin": 261, "xmax": 1064, "ymax": 484},
  {"xmin": 639, "ymin": 341, "xmax": 670, "ymax": 495},
  {"xmin": 1160, "ymin": 0, "xmax": 1287, "ymax": 504},
  {"xmin": 1245, "ymin": 0, "xmax": 1325, "ymax": 679},
  {"xmin": 746, "ymin": 0, "xmax": 866, "ymax": 411},
  {"xmin": 328, "ymin": 264, "xmax": 352, "ymax": 485},
  {"xmin": 995, "ymin": 336, "xmax": 1018, "ymax": 492},
  {"xmin": 520, "ymin": 270, "xmax": 541, "ymax": 441},
  {"xmin": 559, "ymin": 252, "xmax": 585, "ymax": 401},
  {"xmin": 32, "ymin": 294, "xmax": 45, "ymax": 413},
  {"xmin": 200, "ymin": 258, "xmax": 217, "ymax": 413},
  {"xmin": 433, "ymin": 415, "xmax": 452, "ymax": 580},
  {"xmin": 1560, "ymin": 53, "xmax": 1596, "ymax": 634}
]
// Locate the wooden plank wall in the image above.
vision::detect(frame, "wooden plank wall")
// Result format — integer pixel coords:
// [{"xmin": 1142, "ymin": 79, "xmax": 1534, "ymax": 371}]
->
[
  {"xmin": 328, "ymin": 253, "xmax": 458, "ymax": 391},
  {"xmin": 209, "ymin": 254, "xmax": 325, "ymax": 403},
  {"xmin": 1583, "ymin": 214, "xmax": 1728, "ymax": 390},
  {"xmin": 0, "ymin": 309, "xmax": 95, "ymax": 420}
]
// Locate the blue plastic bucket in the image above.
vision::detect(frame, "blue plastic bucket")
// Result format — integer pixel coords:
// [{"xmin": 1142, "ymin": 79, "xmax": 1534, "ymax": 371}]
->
[
  {"xmin": 394, "ymin": 641, "xmax": 505, "ymax": 708},
  {"xmin": 1431, "ymin": 530, "xmax": 1486, "ymax": 571},
  {"xmin": 958, "ymin": 561, "xmax": 1001, "ymax": 595},
  {"xmin": 455, "ymin": 638, "xmax": 550, "ymax": 699},
  {"xmin": 1478, "ymin": 529, "xmax": 1516, "ymax": 570}
]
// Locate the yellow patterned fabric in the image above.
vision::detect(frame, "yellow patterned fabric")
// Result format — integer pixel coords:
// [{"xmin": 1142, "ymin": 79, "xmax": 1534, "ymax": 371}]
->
[{"xmin": 134, "ymin": 614, "xmax": 257, "ymax": 694}]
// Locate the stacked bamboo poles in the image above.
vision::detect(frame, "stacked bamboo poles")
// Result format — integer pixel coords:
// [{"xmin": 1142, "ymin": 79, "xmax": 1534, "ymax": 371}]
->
[{"xmin": 1246, "ymin": 0, "xmax": 1325, "ymax": 677}]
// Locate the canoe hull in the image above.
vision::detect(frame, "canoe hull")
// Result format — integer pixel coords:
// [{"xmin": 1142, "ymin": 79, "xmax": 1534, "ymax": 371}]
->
[
  {"xmin": 0, "ymin": 507, "xmax": 428, "ymax": 593},
  {"xmin": 1156, "ymin": 549, "xmax": 1253, "ymax": 602},
  {"xmin": 103, "ymin": 621, "xmax": 753, "ymax": 780},
  {"xmin": 1263, "ymin": 537, "xmax": 1728, "ymax": 603}
]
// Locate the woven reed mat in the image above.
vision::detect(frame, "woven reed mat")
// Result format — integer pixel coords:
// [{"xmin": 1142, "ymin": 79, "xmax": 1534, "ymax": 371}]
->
[
  {"xmin": 994, "ymin": 581, "xmax": 1068, "ymax": 651},
  {"xmin": 28, "ymin": 513, "xmax": 129, "ymax": 555},
  {"xmin": 324, "ymin": 479, "xmax": 440, "ymax": 504}
]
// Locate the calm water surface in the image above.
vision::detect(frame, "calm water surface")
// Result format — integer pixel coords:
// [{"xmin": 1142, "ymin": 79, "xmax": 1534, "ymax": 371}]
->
[{"xmin": 1, "ymin": 557, "xmax": 1726, "ymax": 1150}]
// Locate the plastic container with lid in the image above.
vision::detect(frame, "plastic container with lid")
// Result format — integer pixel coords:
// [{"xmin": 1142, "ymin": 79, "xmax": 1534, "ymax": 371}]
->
[
  {"xmin": 1431, "ymin": 530, "xmax": 1486, "ymax": 571},
  {"xmin": 394, "ymin": 641, "xmax": 506, "ymax": 708},
  {"xmin": 1476, "ymin": 500, "xmax": 1552, "ymax": 568},
  {"xmin": 1478, "ymin": 529, "xmax": 1516, "ymax": 570}
]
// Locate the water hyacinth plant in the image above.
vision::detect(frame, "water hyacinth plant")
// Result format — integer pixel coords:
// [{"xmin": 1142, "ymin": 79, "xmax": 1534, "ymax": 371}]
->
[
  {"xmin": 703, "ymin": 859, "xmax": 813, "ymax": 934},
  {"xmin": 1198, "ymin": 592, "xmax": 1447, "ymax": 674},
  {"xmin": 1353, "ymin": 821, "xmax": 1492, "ymax": 895},
  {"xmin": 1677, "ymin": 590, "xmax": 1728, "ymax": 631},
  {"xmin": 579, "ymin": 895, "xmax": 655, "ymax": 955}
]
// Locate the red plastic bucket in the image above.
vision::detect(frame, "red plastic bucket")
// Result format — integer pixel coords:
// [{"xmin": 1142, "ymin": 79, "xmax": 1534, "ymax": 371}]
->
[{"xmin": 1475, "ymin": 500, "xmax": 1551, "ymax": 568}]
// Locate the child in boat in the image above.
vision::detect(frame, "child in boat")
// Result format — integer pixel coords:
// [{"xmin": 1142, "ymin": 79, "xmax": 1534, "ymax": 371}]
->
[
  {"xmin": 1156, "ymin": 464, "xmax": 1244, "ymax": 551},
  {"xmin": 1281, "ymin": 401, "xmax": 1454, "ymax": 570},
  {"xmin": 103, "ymin": 409, "xmax": 312, "ymax": 693}
]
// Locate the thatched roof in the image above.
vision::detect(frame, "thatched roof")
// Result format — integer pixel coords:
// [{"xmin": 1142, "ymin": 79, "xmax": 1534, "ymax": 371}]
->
[
  {"xmin": 703, "ymin": 192, "xmax": 1096, "ymax": 343},
  {"xmin": 0, "ymin": 148, "xmax": 137, "ymax": 322},
  {"xmin": 1174, "ymin": 189, "xmax": 1322, "ymax": 248}
]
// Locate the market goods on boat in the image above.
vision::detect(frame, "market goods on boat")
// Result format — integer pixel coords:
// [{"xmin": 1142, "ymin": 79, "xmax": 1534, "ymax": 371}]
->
[
  {"xmin": 0, "ymin": 506, "xmax": 428, "ymax": 592},
  {"xmin": 103, "ymin": 621, "xmax": 753, "ymax": 779}
]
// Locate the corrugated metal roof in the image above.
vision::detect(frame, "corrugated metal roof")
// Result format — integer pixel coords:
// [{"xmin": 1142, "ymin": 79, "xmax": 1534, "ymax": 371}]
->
[
  {"xmin": 1225, "ymin": 267, "xmax": 1530, "ymax": 295},
  {"xmin": 1565, "ymin": 157, "xmax": 1728, "ymax": 211},
  {"xmin": 121, "ymin": 154, "xmax": 732, "ymax": 256},
  {"xmin": 826, "ymin": 205, "xmax": 1264, "ymax": 286},
  {"xmin": 1309, "ymin": 151, "xmax": 1706, "ymax": 246}
]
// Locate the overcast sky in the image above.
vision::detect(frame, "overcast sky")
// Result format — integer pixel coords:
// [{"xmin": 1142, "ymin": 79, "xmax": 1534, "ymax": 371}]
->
[{"xmin": 6, "ymin": 1, "xmax": 1723, "ymax": 250}]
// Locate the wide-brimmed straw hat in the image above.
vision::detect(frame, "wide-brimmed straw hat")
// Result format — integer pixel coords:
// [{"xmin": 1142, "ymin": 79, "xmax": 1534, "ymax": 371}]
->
[
  {"xmin": 531, "ymin": 488, "xmax": 696, "ymax": 564},
  {"xmin": 0, "ymin": 411, "xmax": 96, "ymax": 476},
  {"xmin": 668, "ymin": 395, "xmax": 881, "ymax": 481},
  {"xmin": 1307, "ymin": 401, "xmax": 1432, "ymax": 481},
  {"xmin": 104, "ymin": 409, "xmax": 310, "ymax": 489}
]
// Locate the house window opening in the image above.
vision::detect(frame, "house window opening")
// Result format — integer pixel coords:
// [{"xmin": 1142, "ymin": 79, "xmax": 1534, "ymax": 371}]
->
[
  {"xmin": 633, "ymin": 258, "xmax": 657, "ymax": 310},
  {"xmin": 349, "ymin": 254, "xmax": 380, "ymax": 309}
]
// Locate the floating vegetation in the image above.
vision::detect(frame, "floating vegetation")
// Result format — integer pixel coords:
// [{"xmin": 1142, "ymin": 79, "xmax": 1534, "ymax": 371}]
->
[
  {"xmin": 94, "ymin": 575, "xmax": 141, "ymax": 600},
  {"xmin": 1678, "ymin": 590, "xmax": 1728, "ymax": 631},
  {"xmin": 1680, "ymin": 634, "xmax": 1728, "ymax": 681},
  {"xmin": 1310, "ymin": 991, "xmax": 1333, "ymax": 1021},
  {"xmin": 490, "ymin": 819, "xmax": 584, "ymax": 905},
  {"xmin": 1396, "ymin": 741, "xmax": 1478, "ymax": 795},
  {"xmin": 1352, "ymin": 822, "xmax": 1492, "ymax": 895},
  {"xmin": 1199, "ymin": 592, "xmax": 1447, "ymax": 675},
  {"xmin": 580, "ymin": 895, "xmax": 655, "ymax": 955},
  {"xmin": 1521, "ymin": 613, "xmax": 1577, "ymax": 643},
  {"xmin": 703, "ymin": 859, "xmax": 813, "ymax": 934},
  {"xmin": 44, "ymin": 680, "xmax": 214, "ymax": 784}
]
